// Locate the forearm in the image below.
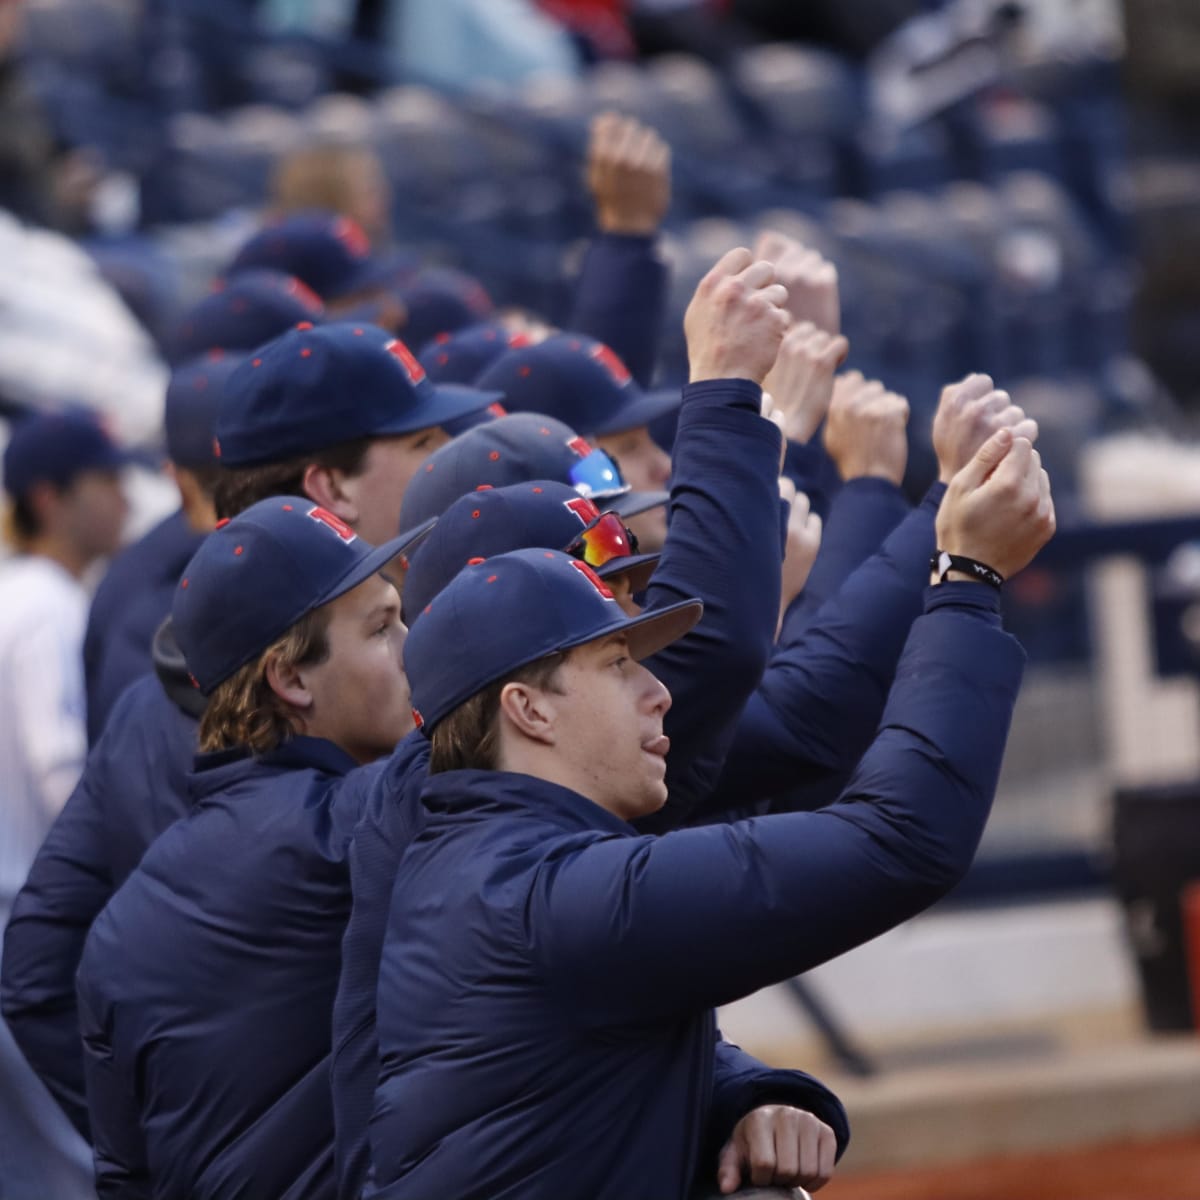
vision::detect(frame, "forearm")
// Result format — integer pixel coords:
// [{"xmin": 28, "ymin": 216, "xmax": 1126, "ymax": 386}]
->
[
  {"xmin": 712, "ymin": 483, "xmax": 946, "ymax": 808},
  {"xmin": 707, "ymin": 1038, "xmax": 850, "ymax": 1166},
  {"xmin": 540, "ymin": 588, "xmax": 1024, "ymax": 1021},
  {"xmin": 781, "ymin": 475, "xmax": 911, "ymax": 639},
  {"xmin": 567, "ymin": 233, "xmax": 667, "ymax": 386},
  {"xmin": 639, "ymin": 379, "xmax": 783, "ymax": 826}
]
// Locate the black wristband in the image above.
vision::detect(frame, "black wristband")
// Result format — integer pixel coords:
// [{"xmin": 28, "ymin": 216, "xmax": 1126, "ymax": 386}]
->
[{"xmin": 930, "ymin": 550, "xmax": 1004, "ymax": 590}]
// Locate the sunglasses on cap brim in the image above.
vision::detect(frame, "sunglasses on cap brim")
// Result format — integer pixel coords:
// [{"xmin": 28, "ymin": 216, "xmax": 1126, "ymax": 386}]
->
[
  {"xmin": 564, "ymin": 510, "xmax": 638, "ymax": 570},
  {"xmin": 567, "ymin": 446, "xmax": 628, "ymax": 500}
]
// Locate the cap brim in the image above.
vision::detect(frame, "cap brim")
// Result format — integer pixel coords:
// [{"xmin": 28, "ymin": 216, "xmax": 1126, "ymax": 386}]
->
[
  {"xmin": 369, "ymin": 386, "xmax": 504, "ymax": 439},
  {"xmin": 591, "ymin": 388, "xmax": 682, "ymax": 437},
  {"xmin": 609, "ymin": 489, "xmax": 668, "ymax": 519},
  {"xmin": 562, "ymin": 596, "xmax": 702, "ymax": 663},
  {"xmin": 596, "ymin": 552, "xmax": 659, "ymax": 595},
  {"xmin": 316, "ymin": 516, "xmax": 437, "ymax": 608}
]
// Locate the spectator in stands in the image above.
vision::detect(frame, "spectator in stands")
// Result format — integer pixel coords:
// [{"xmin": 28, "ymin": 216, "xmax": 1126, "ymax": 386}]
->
[{"xmin": 0, "ymin": 410, "xmax": 125, "ymax": 1200}]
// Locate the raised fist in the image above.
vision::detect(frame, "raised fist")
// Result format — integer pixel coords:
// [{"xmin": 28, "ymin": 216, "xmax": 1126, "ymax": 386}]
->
[
  {"xmin": 684, "ymin": 248, "xmax": 790, "ymax": 385},
  {"xmin": 778, "ymin": 479, "xmax": 823, "ymax": 625},
  {"xmin": 933, "ymin": 373, "xmax": 1039, "ymax": 484},
  {"xmin": 762, "ymin": 321, "xmax": 849, "ymax": 445},
  {"xmin": 586, "ymin": 112, "xmax": 671, "ymax": 237},
  {"xmin": 936, "ymin": 430, "xmax": 1056, "ymax": 581},
  {"xmin": 753, "ymin": 230, "xmax": 841, "ymax": 336},
  {"xmin": 823, "ymin": 371, "xmax": 910, "ymax": 485}
]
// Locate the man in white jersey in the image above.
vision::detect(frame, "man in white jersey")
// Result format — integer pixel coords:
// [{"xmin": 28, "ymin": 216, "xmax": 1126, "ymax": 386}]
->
[{"xmin": 0, "ymin": 408, "xmax": 127, "ymax": 1200}]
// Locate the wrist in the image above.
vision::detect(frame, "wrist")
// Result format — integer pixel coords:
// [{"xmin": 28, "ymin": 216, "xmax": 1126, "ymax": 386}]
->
[
  {"xmin": 840, "ymin": 463, "xmax": 904, "ymax": 486},
  {"xmin": 597, "ymin": 209, "xmax": 661, "ymax": 237},
  {"xmin": 930, "ymin": 550, "xmax": 1004, "ymax": 589}
]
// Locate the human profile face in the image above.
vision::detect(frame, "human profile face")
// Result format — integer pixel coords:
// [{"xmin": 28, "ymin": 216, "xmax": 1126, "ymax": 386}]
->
[
  {"xmin": 299, "ymin": 573, "xmax": 412, "ymax": 762},
  {"xmin": 62, "ymin": 468, "xmax": 127, "ymax": 561},
  {"xmin": 344, "ymin": 428, "xmax": 450, "ymax": 546},
  {"xmin": 593, "ymin": 425, "xmax": 670, "ymax": 552},
  {"xmin": 535, "ymin": 632, "xmax": 672, "ymax": 822}
]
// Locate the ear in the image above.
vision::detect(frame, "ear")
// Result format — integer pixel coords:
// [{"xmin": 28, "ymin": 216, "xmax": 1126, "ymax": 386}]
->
[
  {"xmin": 497, "ymin": 680, "xmax": 558, "ymax": 747},
  {"xmin": 264, "ymin": 651, "xmax": 314, "ymax": 714},
  {"xmin": 301, "ymin": 462, "xmax": 360, "ymax": 527}
]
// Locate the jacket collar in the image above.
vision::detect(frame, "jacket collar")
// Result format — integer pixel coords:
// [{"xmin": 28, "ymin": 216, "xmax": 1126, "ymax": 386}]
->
[
  {"xmin": 189, "ymin": 735, "xmax": 360, "ymax": 800},
  {"xmin": 421, "ymin": 769, "xmax": 633, "ymax": 838}
]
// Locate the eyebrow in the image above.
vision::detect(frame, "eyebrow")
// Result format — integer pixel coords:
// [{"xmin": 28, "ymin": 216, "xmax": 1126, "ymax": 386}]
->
[{"xmin": 363, "ymin": 602, "xmax": 400, "ymax": 625}]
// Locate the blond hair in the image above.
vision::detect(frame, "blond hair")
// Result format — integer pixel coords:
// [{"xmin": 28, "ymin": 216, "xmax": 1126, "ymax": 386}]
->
[{"xmin": 198, "ymin": 607, "xmax": 331, "ymax": 754}]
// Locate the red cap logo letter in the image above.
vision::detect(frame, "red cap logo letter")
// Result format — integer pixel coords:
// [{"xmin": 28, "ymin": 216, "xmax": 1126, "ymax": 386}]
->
[
  {"xmin": 589, "ymin": 343, "xmax": 631, "ymax": 387},
  {"xmin": 307, "ymin": 506, "xmax": 358, "ymax": 543},
  {"xmin": 570, "ymin": 559, "xmax": 615, "ymax": 601},
  {"xmin": 563, "ymin": 496, "xmax": 600, "ymax": 527},
  {"xmin": 565, "ymin": 436, "xmax": 592, "ymax": 460},
  {"xmin": 385, "ymin": 339, "xmax": 427, "ymax": 386}
]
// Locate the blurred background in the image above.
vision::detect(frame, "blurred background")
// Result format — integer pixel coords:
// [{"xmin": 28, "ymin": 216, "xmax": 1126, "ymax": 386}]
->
[{"xmin": 4, "ymin": 0, "xmax": 1200, "ymax": 1194}]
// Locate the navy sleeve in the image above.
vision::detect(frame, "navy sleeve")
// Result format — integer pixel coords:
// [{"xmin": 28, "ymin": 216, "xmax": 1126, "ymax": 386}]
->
[
  {"xmin": 2, "ymin": 675, "xmax": 196, "ymax": 1140},
  {"xmin": 1, "ymin": 766, "xmax": 110, "ymax": 1139},
  {"xmin": 781, "ymin": 475, "xmax": 910, "ymax": 640},
  {"xmin": 77, "ymin": 979, "xmax": 152, "ymax": 1199},
  {"xmin": 567, "ymin": 232, "xmax": 667, "ymax": 386},
  {"xmin": 781, "ymin": 439, "xmax": 840, "ymax": 522},
  {"xmin": 706, "ymin": 1038, "xmax": 850, "ymax": 1167},
  {"xmin": 332, "ymin": 734, "xmax": 430, "ymax": 1200},
  {"xmin": 85, "ymin": 588, "xmax": 164, "ymax": 745},
  {"xmin": 636, "ymin": 378, "xmax": 783, "ymax": 829},
  {"xmin": 528, "ymin": 587, "xmax": 1024, "ymax": 1023},
  {"xmin": 707, "ymin": 482, "xmax": 946, "ymax": 813}
]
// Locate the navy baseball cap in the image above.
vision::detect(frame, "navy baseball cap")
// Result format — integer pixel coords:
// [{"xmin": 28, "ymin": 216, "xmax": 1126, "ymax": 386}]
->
[
  {"xmin": 170, "ymin": 271, "xmax": 325, "ymax": 365},
  {"xmin": 398, "ymin": 413, "xmax": 668, "ymax": 530},
  {"xmin": 476, "ymin": 332, "xmax": 681, "ymax": 437},
  {"xmin": 393, "ymin": 267, "xmax": 493, "ymax": 351},
  {"xmin": 4, "ymin": 410, "xmax": 127, "ymax": 500},
  {"xmin": 215, "ymin": 322, "xmax": 503, "ymax": 467},
  {"xmin": 227, "ymin": 212, "xmax": 408, "ymax": 302},
  {"xmin": 173, "ymin": 495, "xmax": 435, "ymax": 694},
  {"xmin": 406, "ymin": 547, "xmax": 701, "ymax": 733},
  {"xmin": 403, "ymin": 481, "xmax": 659, "ymax": 623},
  {"xmin": 165, "ymin": 354, "xmax": 245, "ymax": 468},
  {"xmin": 418, "ymin": 320, "xmax": 520, "ymax": 384}
]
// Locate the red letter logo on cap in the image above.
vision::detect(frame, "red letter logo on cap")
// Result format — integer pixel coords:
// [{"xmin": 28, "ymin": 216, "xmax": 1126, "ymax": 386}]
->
[
  {"xmin": 563, "ymin": 496, "xmax": 600, "ymax": 527},
  {"xmin": 589, "ymin": 343, "xmax": 631, "ymax": 387},
  {"xmin": 565, "ymin": 436, "xmax": 592, "ymax": 460},
  {"xmin": 307, "ymin": 506, "xmax": 358, "ymax": 543},
  {"xmin": 570, "ymin": 559, "xmax": 615, "ymax": 601},
  {"xmin": 385, "ymin": 339, "xmax": 427, "ymax": 385},
  {"xmin": 333, "ymin": 216, "xmax": 371, "ymax": 260}
]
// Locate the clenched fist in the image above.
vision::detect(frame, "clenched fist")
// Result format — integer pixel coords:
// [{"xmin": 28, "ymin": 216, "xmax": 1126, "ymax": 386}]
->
[
  {"xmin": 778, "ymin": 480, "xmax": 823, "ymax": 628},
  {"xmin": 823, "ymin": 371, "xmax": 910, "ymax": 485},
  {"xmin": 717, "ymin": 1104, "xmax": 838, "ymax": 1195},
  {"xmin": 753, "ymin": 231, "xmax": 841, "ymax": 336},
  {"xmin": 586, "ymin": 112, "xmax": 671, "ymax": 236},
  {"xmin": 685, "ymin": 248, "xmax": 791, "ymax": 385},
  {"xmin": 763, "ymin": 321, "xmax": 849, "ymax": 445},
  {"xmin": 936, "ymin": 429, "xmax": 1056, "ymax": 581},
  {"xmin": 933, "ymin": 373, "xmax": 1039, "ymax": 484}
]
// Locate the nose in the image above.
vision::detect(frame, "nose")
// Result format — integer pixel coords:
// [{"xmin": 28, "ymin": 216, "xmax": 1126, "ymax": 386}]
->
[{"xmin": 636, "ymin": 661, "xmax": 671, "ymax": 717}]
